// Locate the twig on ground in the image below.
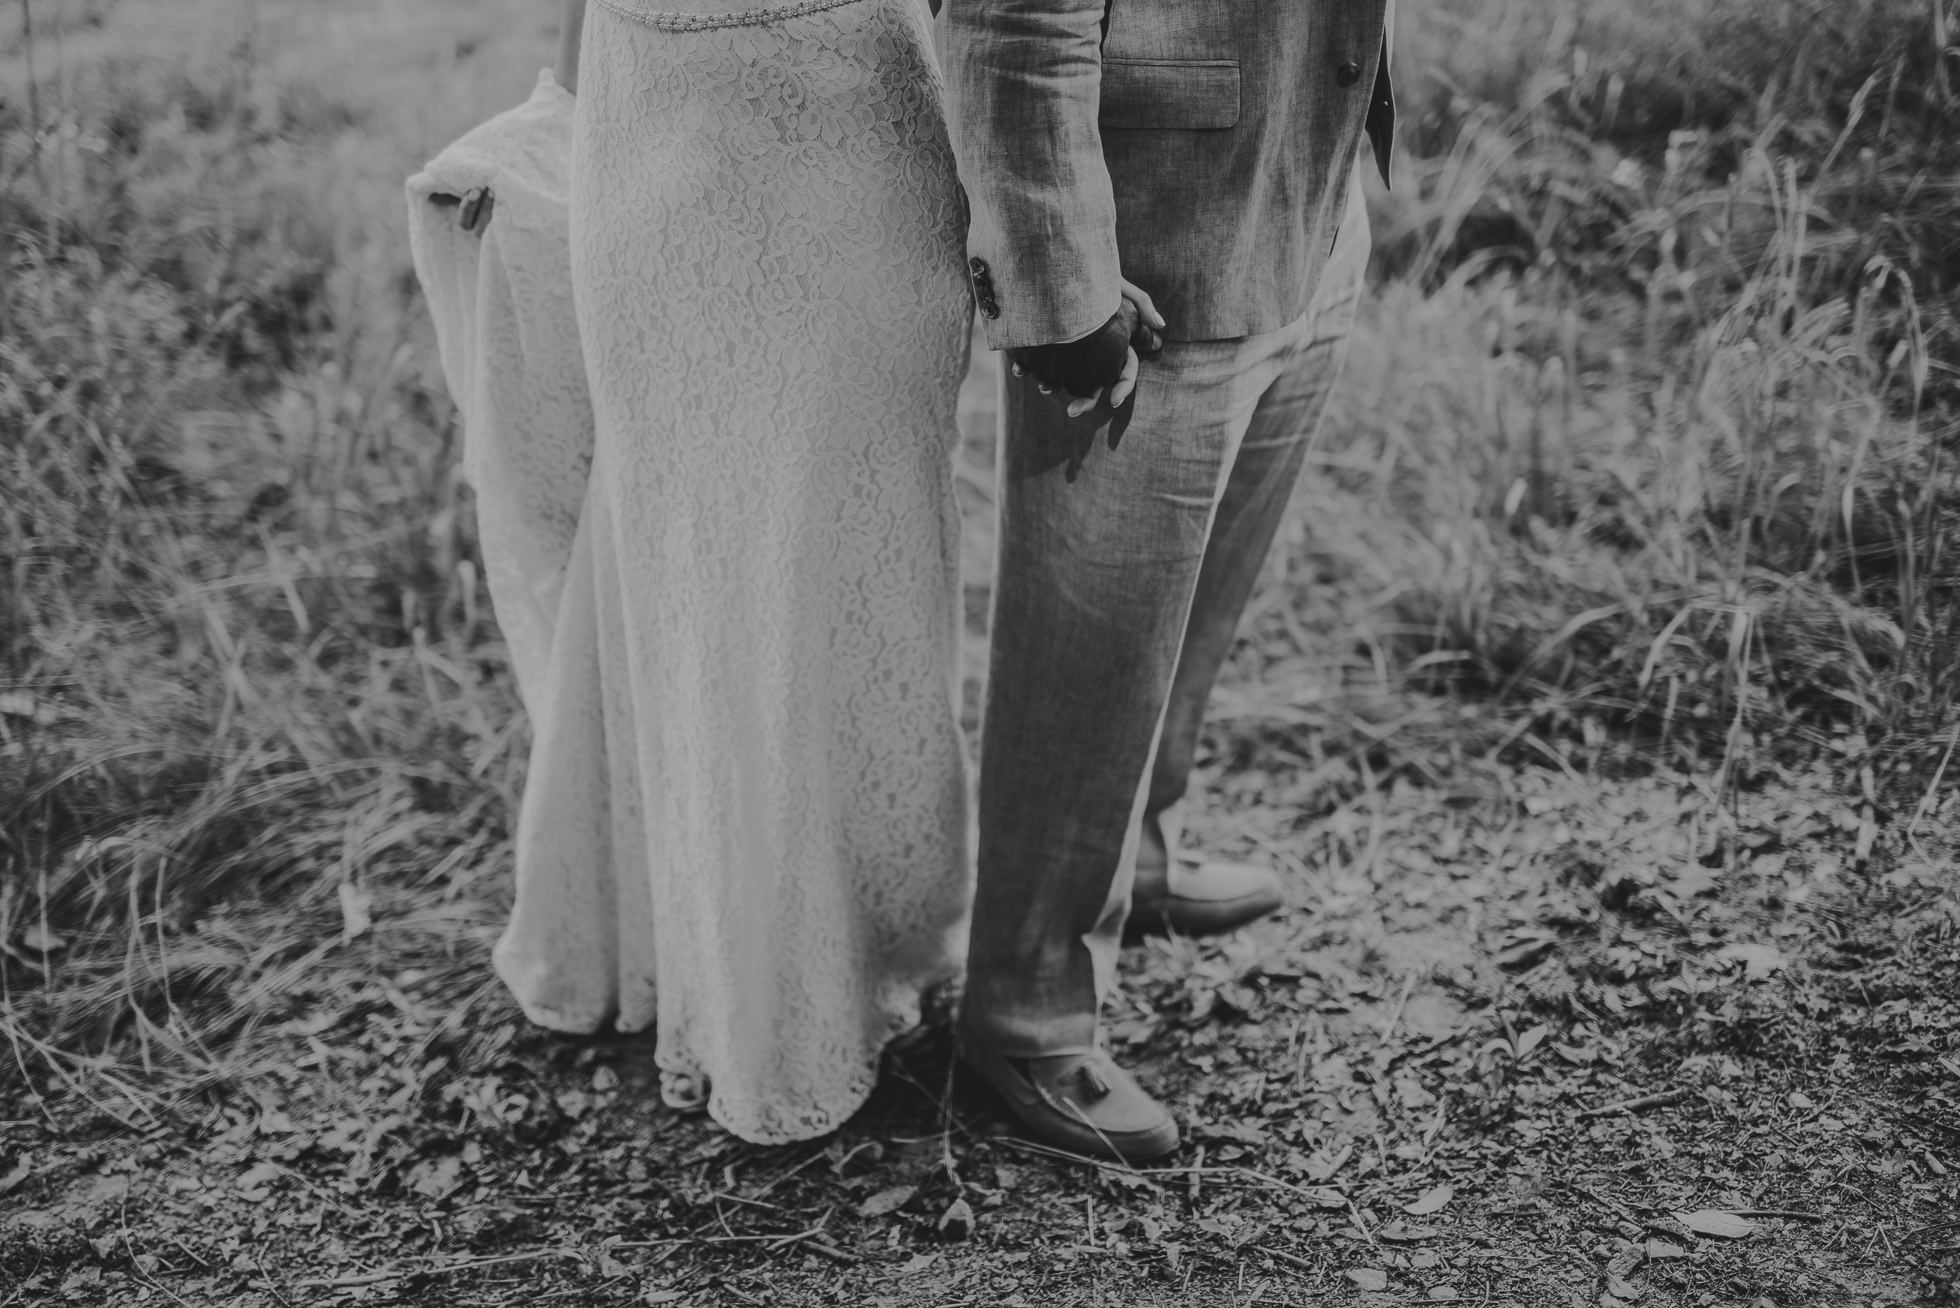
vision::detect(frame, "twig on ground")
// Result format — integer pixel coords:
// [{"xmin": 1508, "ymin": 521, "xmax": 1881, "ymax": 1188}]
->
[
  {"xmin": 614, "ymin": 1234, "xmax": 793, "ymax": 1249},
  {"xmin": 740, "ymin": 1144, "xmax": 828, "ymax": 1204},
  {"xmin": 118, "ymin": 1195, "xmax": 201, "ymax": 1308},
  {"xmin": 799, "ymin": 1237, "xmax": 861, "ymax": 1265},
  {"xmin": 1907, "ymin": 721, "xmax": 1959, "ymax": 846},
  {"xmin": 1577, "ymin": 1088, "xmax": 1690, "ymax": 1119},
  {"xmin": 1356, "ymin": 757, "xmax": 1386, "ymax": 883},
  {"xmin": 1255, "ymin": 1244, "xmax": 1320, "ymax": 1275},
  {"xmin": 613, "ymin": 1222, "xmax": 863, "ymax": 1265},
  {"xmin": 769, "ymin": 1209, "xmax": 859, "ymax": 1262},
  {"xmin": 1908, "ymin": 1219, "xmax": 1960, "ymax": 1238},
  {"xmin": 992, "ymin": 1137, "xmax": 1349, "ymax": 1210},
  {"xmin": 993, "ymin": 1131, "xmax": 1146, "ymax": 1180},
  {"xmin": 531, "ymin": 1278, "xmax": 631, "ymax": 1304},
  {"xmin": 1562, "ymin": 1181, "xmax": 1642, "ymax": 1224},
  {"xmin": 1345, "ymin": 1192, "xmax": 1377, "ymax": 1246},
  {"xmin": 1375, "ymin": 970, "xmax": 1418, "ymax": 1051},
  {"xmin": 252, "ymin": 1251, "xmax": 295, "ymax": 1308},
  {"xmin": 1383, "ymin": 1028, "xmax": 1474, "ymax": 1071},
  {"xmin": 291, "ymin": 1249, "xmax": 575, "ymax": 1289}
]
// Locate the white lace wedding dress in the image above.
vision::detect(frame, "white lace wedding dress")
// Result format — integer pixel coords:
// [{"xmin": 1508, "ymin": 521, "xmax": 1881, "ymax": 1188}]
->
[{"xmin": 409, "ymin": 0, "xmax": 973, "ymax": 1145}]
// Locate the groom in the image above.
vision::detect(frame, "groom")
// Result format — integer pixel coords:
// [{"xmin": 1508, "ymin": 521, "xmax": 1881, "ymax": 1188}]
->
[{"xmin": 945, "ymin": 0, "xmax": 1397, "ymax": 1161}]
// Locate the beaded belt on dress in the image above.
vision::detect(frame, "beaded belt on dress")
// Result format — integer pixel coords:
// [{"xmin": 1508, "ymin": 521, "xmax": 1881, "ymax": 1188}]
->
[{"xmin": 592, "ymin": 0, "xmax": 871, "ymax": 31}]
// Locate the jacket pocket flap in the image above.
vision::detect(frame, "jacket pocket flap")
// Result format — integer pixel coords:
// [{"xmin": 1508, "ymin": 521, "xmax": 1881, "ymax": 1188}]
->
[{"xmin": 1100, "ymin": 60, "xmax": 1241, "ymax": 131}]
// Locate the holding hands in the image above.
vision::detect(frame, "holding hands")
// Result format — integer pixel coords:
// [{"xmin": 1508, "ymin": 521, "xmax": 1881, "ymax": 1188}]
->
[
  {"xmin": 1011, "ymin": 278, "xmax": 1160, "ymax": 484},
  {"xmin": 1006, "ymin": 280, "xmax": 1167, "ymax": 481},
  {"xmin": 1008, "ymin": 279, "xmax": 1166, "ymax": 418}
]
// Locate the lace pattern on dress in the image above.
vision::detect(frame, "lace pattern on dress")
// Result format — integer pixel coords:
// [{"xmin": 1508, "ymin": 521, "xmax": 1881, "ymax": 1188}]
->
[
  {"xmin": 484, "ymin": 0, "xmax": 976, "ymax": 1146},
  {"xmin": 591, "ymin": 0, "xmax": 871, "ymax": 33}
]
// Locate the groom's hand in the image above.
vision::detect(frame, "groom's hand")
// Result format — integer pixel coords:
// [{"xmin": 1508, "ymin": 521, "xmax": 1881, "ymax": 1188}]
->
[
  {"xmin": 1006, "ymin": 283, "xmax": 1168, "ymax": 480},
  {"xmin": 1008, "ymin": 280, "xmax": 1167, "ymax": 418},
  {"xmin": 1006, "ymin": 300, "xmax": 1139, "ymax": 403}
]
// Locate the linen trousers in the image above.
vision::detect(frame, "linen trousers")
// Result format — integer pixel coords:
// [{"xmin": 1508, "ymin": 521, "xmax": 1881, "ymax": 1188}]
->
[{"xmin": 965, "ymin": 172, "xmax": 1372, "ymax": 1056}]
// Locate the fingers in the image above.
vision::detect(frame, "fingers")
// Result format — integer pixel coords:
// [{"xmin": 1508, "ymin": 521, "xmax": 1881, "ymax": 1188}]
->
[
  {"xmin": 1119, "ymin": 278, "xmax": 1167, "ymax": 332},
  {"xmin": 1108, "ymin": 348, "xmax": 1140, "ymax": 410},
  {"xmin": 1065, "ymin": 389, "xmax": 1104, "ymax": 419}
]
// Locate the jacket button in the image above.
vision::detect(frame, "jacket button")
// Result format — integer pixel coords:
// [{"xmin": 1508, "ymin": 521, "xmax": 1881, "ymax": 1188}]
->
[{"xmin": 1337, "ymin": 59, "xmax": 1361, "ymax": 87}]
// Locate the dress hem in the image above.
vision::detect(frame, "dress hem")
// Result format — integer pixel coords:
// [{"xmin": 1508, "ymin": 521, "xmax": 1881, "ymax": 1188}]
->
[{"xmin": 508, "ymin": 969, "xmax": 964, "ymax": 1146}]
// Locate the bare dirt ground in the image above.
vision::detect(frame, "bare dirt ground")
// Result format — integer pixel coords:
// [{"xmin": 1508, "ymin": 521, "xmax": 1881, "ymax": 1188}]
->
[{"xmin": 5, "ymin": 742, "xmax": 1957, "ymax": 1307}]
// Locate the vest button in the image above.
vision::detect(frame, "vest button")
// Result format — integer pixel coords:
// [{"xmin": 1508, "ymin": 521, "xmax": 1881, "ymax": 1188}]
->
[{"xmin": 1337, "ymin": 59, "xmax": 1362, "ymax": 87}]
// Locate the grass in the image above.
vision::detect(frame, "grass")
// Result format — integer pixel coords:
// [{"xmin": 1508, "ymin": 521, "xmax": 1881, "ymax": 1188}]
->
[
  {"xmin": 1, "ymin": 0, "xmax": 550, "ymax": 1113},
  {"xmin": 0, "ymin": 0, "xmax": 1956, "ymax": 1299},
  {"xmin": 1324, "ymin": 0, "xmax": 1960, "ymax": 771}
]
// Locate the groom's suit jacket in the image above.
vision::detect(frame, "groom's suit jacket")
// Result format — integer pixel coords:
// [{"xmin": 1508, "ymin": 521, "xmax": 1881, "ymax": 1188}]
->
[{"xmin": 945, "ymin": 0, "xmax": 1395, "ymax": 347}]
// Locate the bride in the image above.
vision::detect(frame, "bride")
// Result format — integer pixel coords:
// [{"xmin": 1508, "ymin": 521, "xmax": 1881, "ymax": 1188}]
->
[{"xmin": 484, "ymin": 0, "xmax": 978, "ymax": 1143}]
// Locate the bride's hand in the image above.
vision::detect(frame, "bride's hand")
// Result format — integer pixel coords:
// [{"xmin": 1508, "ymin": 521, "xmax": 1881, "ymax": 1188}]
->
[
  {"xmin": 1007, "ymin": 280, "xmax": 1169, "ymax": 420},
  {"xmin": 1119, "ymin": 278, "xmax": 1166, "ymax": 359},
  {"xmin": 1061, "ymin": 278, "xmax": 1164, "ymax": 418}
]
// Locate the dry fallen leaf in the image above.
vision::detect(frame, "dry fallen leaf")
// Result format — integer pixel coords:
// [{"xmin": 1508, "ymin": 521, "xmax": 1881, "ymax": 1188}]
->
[
  {"xmin": 1514, "ymin": 1025, "xmax": 1550, "ymax": 1060},
  {"xmin": 406, "ymin": 1154, "xmax": 462, "ymax": 1199},
  {"xmin": 1404, "ymin": 1185, "xmax": 1455, "ymax": 1216},
  {"xmin": 1644, "ymin": 1239, "xmax": 1688, "ymax": 1259},
  {"xmin": 1346, "ymin": 1268, "xmax": 1389, "ymax": 1292},
  {"xmin": 1304, "ymin": 1144, "xmax": 1354, "ymax": 1182},
  {"xmin": 936, "ymin": 1197, "xmax": 975, "ymax": 1240},
  {"xmin": 1672, "ymin": 1209, "xmax": 1757, "ymax": 1239},
  {"xmin": 1377, "ymin": 1222, "xmax": 1442, "ymax": 1243},
  {"xmin": 857, "ymin": 1184, "xmax": 916, "ymax": 1218},
  {"xmin": 1497, "ymin": 931, "xmax": 1559, "ymax": 971},
  {"xmin": 1394, "ymin": 1074, "xmax": 1438, "ymax": 1109},
  {"xmin": 236, "ymin": 1161, "xmax": 282, "ymax": 1196}
]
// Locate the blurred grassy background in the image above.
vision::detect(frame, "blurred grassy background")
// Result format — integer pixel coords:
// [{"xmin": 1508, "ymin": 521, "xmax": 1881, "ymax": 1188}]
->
[{"xmin": 2, "ymin": 0, "xmax": 1955, "ymax": 1117}]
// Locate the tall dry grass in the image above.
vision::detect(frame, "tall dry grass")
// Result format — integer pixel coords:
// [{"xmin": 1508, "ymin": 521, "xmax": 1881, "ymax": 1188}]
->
[
  {"xmin": 2, "ymin": 0, "xmax": 547, "ymax": 1118},
  {"xmin": 1, "ymin": 0, "xmax": 1955, "ymax": 1116},
  {"xmin": 1263, "ymin": 0, "xmax": 1960, "ymax": 779}
]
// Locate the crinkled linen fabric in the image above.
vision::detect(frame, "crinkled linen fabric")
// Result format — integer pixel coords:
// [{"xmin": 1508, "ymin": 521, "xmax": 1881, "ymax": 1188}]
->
[{"xmin": 477, "ymin": 0, "xmax": 975, "ymax": 1144}]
